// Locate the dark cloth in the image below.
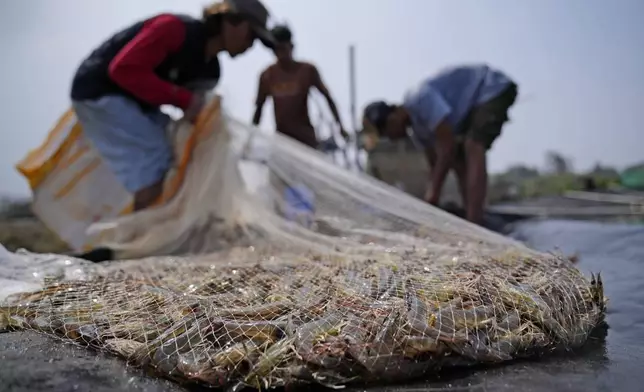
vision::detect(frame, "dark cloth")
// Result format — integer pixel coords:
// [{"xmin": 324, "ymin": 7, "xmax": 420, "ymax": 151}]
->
[
  {"xmin": 455, "ymin": 82, "xmax": 518, "ymax": 160},
  {"xmin": 70, "ymin": 14, "xmax": 220, "ymax": 112},
  {"xmin": 279, "ymin": 126, "xmax": 318, "ymax": 149}
]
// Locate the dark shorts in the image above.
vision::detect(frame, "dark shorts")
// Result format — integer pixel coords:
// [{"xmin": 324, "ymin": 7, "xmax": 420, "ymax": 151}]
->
[
  {"xmin": 277, "ymin": 126, "xmax": 318, "ymax": 149},
  {"xmin": 455, "ymin": 83, "xmax": 518, "ymax": 160}
]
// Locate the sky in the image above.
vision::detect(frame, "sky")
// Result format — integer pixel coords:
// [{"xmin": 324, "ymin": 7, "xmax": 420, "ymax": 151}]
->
[{"xmin": 0, "ymin": 0, "xmax": 643, "ymax": 197}]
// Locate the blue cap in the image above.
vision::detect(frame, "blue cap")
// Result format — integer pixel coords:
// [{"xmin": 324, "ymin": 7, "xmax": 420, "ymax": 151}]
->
[{"xmin": 360, "ymin": 101, "xmax": 394, "ymax": 150}]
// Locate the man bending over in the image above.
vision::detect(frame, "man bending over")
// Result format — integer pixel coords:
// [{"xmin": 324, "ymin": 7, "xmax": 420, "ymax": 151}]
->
[{"xmin": 361, "ymin": 64, "xmax": 518, "ymax": 225}]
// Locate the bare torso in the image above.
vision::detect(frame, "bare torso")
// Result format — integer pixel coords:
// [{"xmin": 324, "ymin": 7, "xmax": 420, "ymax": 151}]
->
[{"xmin": 264, "ymin": 62, "xmax": 317, "ymax": 148}]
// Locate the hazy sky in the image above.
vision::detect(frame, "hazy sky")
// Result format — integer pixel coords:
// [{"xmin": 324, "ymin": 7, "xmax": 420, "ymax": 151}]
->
[{"xmin": 1, "ymin": 0, "xmax": 642, "ymax": 197}]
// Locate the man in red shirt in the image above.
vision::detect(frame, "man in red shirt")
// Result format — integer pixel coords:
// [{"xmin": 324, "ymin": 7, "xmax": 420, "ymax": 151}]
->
[
  {"xmin": 251, "ymin": 25, "xmax": 347, "ymax": 149},
  {"xmin": 70, "ymin": 0, "xmax": 276, "ymax": 211}
]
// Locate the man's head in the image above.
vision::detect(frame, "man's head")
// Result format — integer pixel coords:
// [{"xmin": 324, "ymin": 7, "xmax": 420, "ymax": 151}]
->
[
  {"xmin": 361, "ymin": 101, "xmax": 409, "ymax": 149},
  {"xmin": 203, "ymin": 0, "xmax": 276, "ymax": 58},
  {"xmin": 271, "ymin": 25, "xmax": 294, "ymax": 64}
]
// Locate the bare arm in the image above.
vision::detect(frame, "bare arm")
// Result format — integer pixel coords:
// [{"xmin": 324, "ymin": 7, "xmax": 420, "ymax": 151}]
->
[
  {"xmin": 424, "ymin": 146, "xmax": 437, "ymax": 169},
  {"xmin": 252, "ymin": 70, "xmax": 270, "ymax": 126},
  {"xmin": 310, "ymin": 65, "xmax": 344, "ymax": 129},
  {"xmin": 463, "ymin": 137, "xmax": 487, "ymax": 224},
  {"xmin": 108, "ymin": 15, "xmax": 193, "ymax": 110},
  {"xmin": 427, "ymin": 120, "xmax": 456, "ymax": 205}
]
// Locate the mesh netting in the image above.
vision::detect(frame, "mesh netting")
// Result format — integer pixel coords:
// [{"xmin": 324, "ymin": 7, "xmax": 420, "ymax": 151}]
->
[{"xmin": 0, "ymin": 99, "xmax": 607, "ymax": 390}]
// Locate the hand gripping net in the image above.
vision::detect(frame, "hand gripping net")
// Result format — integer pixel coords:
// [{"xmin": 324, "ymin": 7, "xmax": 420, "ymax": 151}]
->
[{"xmin": 0, "ymin": 97, "xmax": 607, "ymax": 390}]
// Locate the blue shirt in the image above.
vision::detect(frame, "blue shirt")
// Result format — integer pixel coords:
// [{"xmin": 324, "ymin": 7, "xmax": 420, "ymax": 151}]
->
[{"xmin": 402, "ymin": 64, "xmax": 514, "ymax": 148}]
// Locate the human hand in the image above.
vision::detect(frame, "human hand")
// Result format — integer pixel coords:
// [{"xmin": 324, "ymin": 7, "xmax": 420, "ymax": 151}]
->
[{"xmin": 183, "ymin": 93, "xmax": 206, "ymax": 124}]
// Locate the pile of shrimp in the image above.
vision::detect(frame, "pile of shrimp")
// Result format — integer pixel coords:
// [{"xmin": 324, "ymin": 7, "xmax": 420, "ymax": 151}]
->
[{"xmin": 0, "ymin": 246, "xmax": 606, "ymax": 390}]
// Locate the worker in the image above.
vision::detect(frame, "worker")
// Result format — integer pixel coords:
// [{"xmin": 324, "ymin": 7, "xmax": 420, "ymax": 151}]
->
[
  {"xmin": 250, "ymin": 24, "xmax": 348, "ymax": 226},
  {"xmin": 70, "ymin": 0, "xmax": 277, "ymax": 212},
  {"xmin": 361, "ymin": 64, "xmax": 518, "ymax": 225},
  {"xmin": 252, "ymin": 24, "xmax": 348, "ymax": 149}
]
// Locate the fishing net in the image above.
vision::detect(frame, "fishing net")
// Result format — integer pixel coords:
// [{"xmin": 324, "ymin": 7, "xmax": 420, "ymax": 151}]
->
[{"xmin": 1, "ymin": 96, "xmax": 606, "ymax": 390}]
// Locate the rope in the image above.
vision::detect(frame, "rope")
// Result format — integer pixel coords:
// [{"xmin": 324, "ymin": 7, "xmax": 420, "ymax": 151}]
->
[
  {"xmin": 241, "ymin": 91, "xmax": 367, "ymax": 172},
  {"xmin": 309, "ymin": 91, "xmax": 365, "ymax": 172}
]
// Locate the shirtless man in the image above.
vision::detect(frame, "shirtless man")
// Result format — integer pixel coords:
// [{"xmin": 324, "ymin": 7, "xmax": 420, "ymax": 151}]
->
[{"xmin": 252, "ymin": 24, "xmax": 347, "ymax": 148}]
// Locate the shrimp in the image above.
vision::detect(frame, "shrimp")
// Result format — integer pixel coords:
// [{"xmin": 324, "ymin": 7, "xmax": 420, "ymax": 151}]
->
[
  {"xmin": 294, "ymin": 312, "xmax": 344, "ymax": 364},
  {"xmin": 388, "ymin": 272, "xmax": 405, "ymax": 299},
  {"xmin": 376, "ymin": 266, "xmax": 393, "ymax": 299},
  {"xmin": 370, "ymin": 306, "xmax": 405, "ymax": 356},
  {"xmin": 402, "ymin": 336, "xmax": 445, "ymax": 358},
  {"xmin": 212, "ymin": 340, "xmax": 266, "ymax": 368},
  {"xmin": 491, "ymin": 322, "xmax": 548, "ymax": 356},
  {"xmin": 435, "ymin": 304, "xmax": 497, "ymax": 334},
  {"xmin": 342, "ymin": 309, "xmax": 413, "ymax": 378},
  {"xmin": 134, "ymin": 313, "xmax": 207, "ymax": 368},
  {"xmin": 0, "ymin": 309, "xmax": 11, "ymax": 332},
  {"xmin": 451, "ymin": 331, "xmax": 512, "ymax": 363},
  {"xmin": 207, "ymin": 301, "xmax": 292, "ymax": 320},
  {"xmin": 176, "ymin": 346, "xmax": 230, "ymax": 386},
  {"xmin": 244, "ymin": 338, "xmax": 295, "ymax": 390},
  {"xmin": 344, "ymin": 270, "xmax": 374, "ymax": 298},
  {"xmin": 496, "ymin": 312, "xmax": 522, "ymax": 332},
  {"xmin": 221, "ymin": 320, "xmax": 287, "ymax": 343},
  {"xmin": 104, "ymin": 338, "xmax": 146, "ymax": 361},
  {"xmin": 500, "ymin": 283, "xmax": 567, "ymax": 338},
  {"xmin": 63, "ymin": 319, "xmax": 101, "ymax": 345},
  {"xmin": 405, "ymin": 290, "xmax": 467, "ymax": 343}
]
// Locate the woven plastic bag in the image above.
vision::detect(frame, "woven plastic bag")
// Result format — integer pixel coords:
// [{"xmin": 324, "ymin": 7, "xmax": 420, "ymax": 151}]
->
[{"xmin": 15, "ymin": 95, "xmax": 238, "ymax": 257}]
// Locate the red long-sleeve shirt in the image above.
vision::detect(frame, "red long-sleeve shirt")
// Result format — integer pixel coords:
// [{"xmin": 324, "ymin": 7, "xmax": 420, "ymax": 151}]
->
[{"xmin": 108, "ymin": 14, "xmax": 194, "ymax": 110}]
